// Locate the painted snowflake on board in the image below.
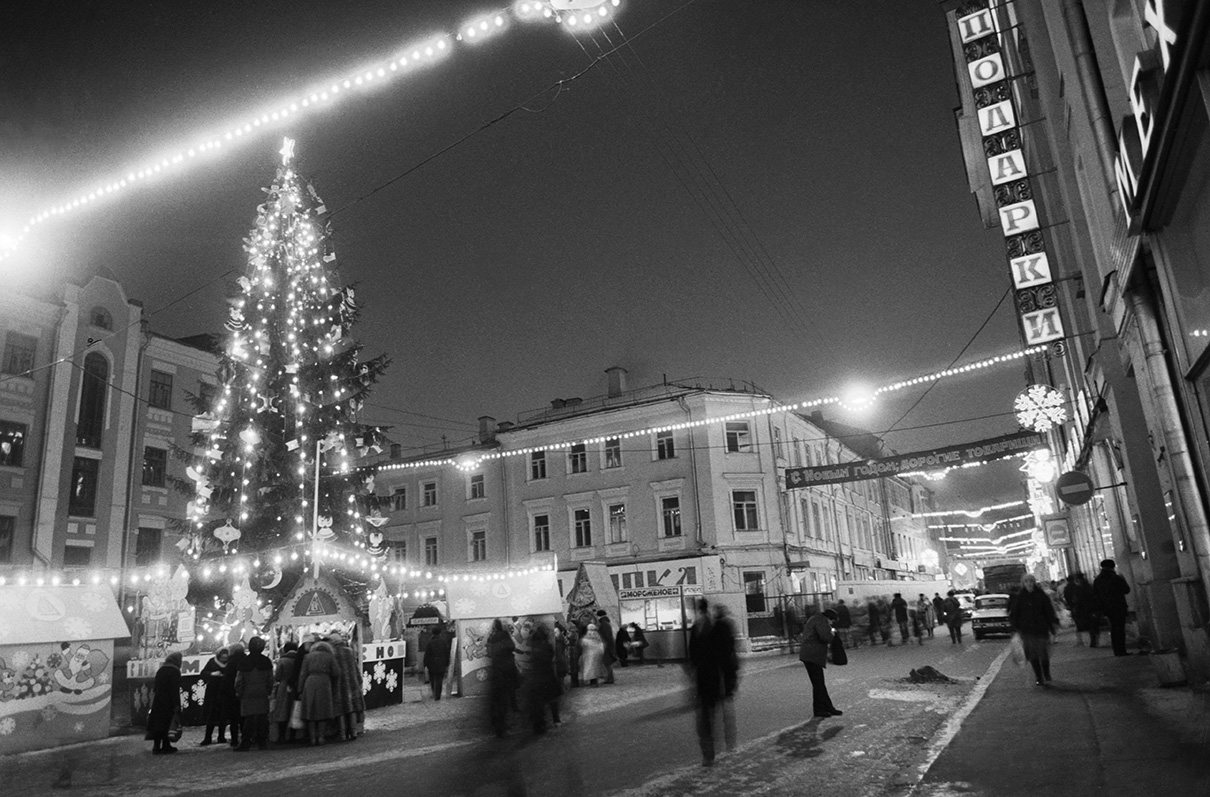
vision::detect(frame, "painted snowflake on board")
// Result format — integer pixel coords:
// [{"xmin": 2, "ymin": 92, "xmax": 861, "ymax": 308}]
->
[
  {"xmin": 63, "ymin": 617, "xmax": 93, "ymax": 640},
  {"xmin": 385, "ymin": 670, "xmax": 398, "ymax": 692},
  {"xmin": 453, "ymin": 598, "xmax": 476, "ymax": 617},
  {"xmin": 0, "ymin": 717, "xmax": 15, "ymax": 736},
  {"xmin": 192, "ymin": 680, "xmax": 206, "ymax": 705},
  {"xmin": 373, "ymin": 661, "xmax": 386, "ymax": 684},
  {"xmin": 362, "ymin": 670, "xmax": 372, "ymax": 695},
  {"xmin": 74, "ymin": 721, "xmax": 85, "ymax": 734},
  {"xmin": 80, "ymin": 591, "xmax": 108, "ymax": 613}
]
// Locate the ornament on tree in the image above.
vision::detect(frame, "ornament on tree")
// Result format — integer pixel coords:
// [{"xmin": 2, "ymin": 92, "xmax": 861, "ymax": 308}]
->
[
  {"xmin": 239, "ymin": 428, "xmax": 262, "ymax": 446},
  {"xmin": 366, "ymin": 530, "xmax": 386, "ymax": 557},
  {"xmin": 214, "ymin": 521, "xmax": 241, "ymax": 552},
  {"xmin": 315, "ymin": 516, "xmax": 335, "ymax": 541},
  {"xmin": 225, "ymin": 308, "xmax": 247, "ymax": 331},
  {"xmin": 365, "ymin": 511, "xmax": 388, "ymax": 528}
]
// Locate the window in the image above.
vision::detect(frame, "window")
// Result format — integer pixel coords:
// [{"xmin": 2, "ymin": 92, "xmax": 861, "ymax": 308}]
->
[
  {"xmin": 533, "ymin": 514, "xmax": 550, "ymax": 552},
  {"xmin": 725, "ymin": 422, "xmax": 752, "ymax": 452},
  {"xmin": 661, "ymin": 496, "xmax": 682, "ymax": 537},
  {"xmin": 134, "ymin": 528, "xmax": 162, "ymax": 568},
  {"xmin": 68, "ymin": 457, "xmax": 100, "ymax": 517},
  {"xmin": 656, "ymin": 430, "xmax": 675, "ymax": 460},
  {"xmin": 812, "ymin": 501, "xmax": 824, "ymax": 541},
  {"xmin": 142, "ymin": 446, "xmax": 167, "ymax": 487},
  {"xmin": 89, "ymin": 306, "xmax": 113, "ymax": 329},
  {"xmin": 732, "ymin": 489, "xmax": 759, "ymax": 530},
  {"xmin": 0, "ymin": 420, "xmax": 27, "ymax": 467},
  {"xmin": 773, "ymin": 426, "xmax": 784, "ymax": 459},
  {"xmin": 2, "ymin": 332, "xmax": 37, "ymax": 376},
  {"xmin": 391, "ymin": 487, "xmax": 407, "ymax": 511},
  {"xmin": 470, "ymin": 474, "xmax": 485, "ymax": 500},
  {"xmin": 422, "ymin": 481, "xmax": 438, "ymax": 507},
  {"xmin": 530, "ymin": 450, "xmax": 547, "ymax": 480},
  {"xmin": 424, "ymin": 536, "xmax": 438, "ymax": 565},
  {"xmin": 800, "ymin": 497, "xmax": 811, "ymax": 540},
  {"xmin": 607, "ymin": 503, "xmax": 627, "ymax": 543},
  {"xmin": 63, "ymin": 545, "xmax": 91, "ymax": 568},
  {"xmin": 604, "ymin": 438, "xmax": 622, "ymax": 468},
  {"xmin": 793, "ymin": 437, "xmax": 802, "ymax": 467},
  {"xmin": 387, "ymin": 540, "xmax": 407, "ymax": 564},
  {"xmin": 569, "ymin": 443, "xmax": 587, "ymax": 474},
  {"xmin": 149, "ymin": 370, "xmax": 173, "ymax": 411},
  {"xmin": 573, "ymin": 508, "xmax": 592, "ymax": 548},
  {"xmin": 471, "ymin": 530, "xmax": 487, "ymax": 562},
  {"xmin": 76, "ymin": 352, "xmax": 108, "ymax": 447},
  {"xmin": 743, "ymin": 571, "xmax": 766, "ymax": 613},
  {"xmin": 0, "ymin": 516, "xmax": 13, "ymax": 563}
]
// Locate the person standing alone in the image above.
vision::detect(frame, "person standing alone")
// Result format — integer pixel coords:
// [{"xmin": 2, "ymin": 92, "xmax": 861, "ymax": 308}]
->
[
  {"xmin": 423, "ymin": 623, "xmax": 451, "ymax": 701},
  {"xmin": 799, "ymin": 609, "xmax": 842, "ymax": 719},
  {"xmin": 1093, "ymin": 559, "xmax": 1132, "ymax": 656},
  {"xmin": 891, "ymin": 593, "xmax": 909, "ymax": 645}
]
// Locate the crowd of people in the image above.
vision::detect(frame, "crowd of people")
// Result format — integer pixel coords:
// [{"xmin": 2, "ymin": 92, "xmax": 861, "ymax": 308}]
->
[{"xmin": 147, "ymin": 631, "xmax": 366, "ymax": 754}]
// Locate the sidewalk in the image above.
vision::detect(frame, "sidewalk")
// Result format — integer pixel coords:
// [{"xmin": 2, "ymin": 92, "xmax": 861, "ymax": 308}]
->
[{"xmin": 915, "ymin": 632, "xmax": 1210, "ymax": 795}]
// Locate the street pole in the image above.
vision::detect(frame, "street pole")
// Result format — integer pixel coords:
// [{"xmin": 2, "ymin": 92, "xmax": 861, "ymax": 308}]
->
[{"xmin": 312, "ymin": 439, "xmax": 321, "ymax": 579}]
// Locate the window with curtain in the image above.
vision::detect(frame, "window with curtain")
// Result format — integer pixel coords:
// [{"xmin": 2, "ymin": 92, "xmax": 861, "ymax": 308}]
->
[{"xmin": 76, "ymin": 353, "xmax": 108, "ymax": 447}]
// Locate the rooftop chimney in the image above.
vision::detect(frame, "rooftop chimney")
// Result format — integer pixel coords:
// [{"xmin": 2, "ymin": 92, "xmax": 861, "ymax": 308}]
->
[
  {"xmin": 606, "ymin": 365, "xmax": 628, "ymax": 398},
  {"xmin": 478, "ymin": 415, "xmax": 496, "ymax": 444},
  {"xmin": 551, "ymin": 398, "xmax": 566, "ymax": 410},
  {"xmin": 496, "ymin": 421, "xmax": 514, "ymax": 433}
]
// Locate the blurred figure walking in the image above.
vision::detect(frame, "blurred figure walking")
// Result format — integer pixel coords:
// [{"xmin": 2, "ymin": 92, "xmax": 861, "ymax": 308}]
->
[
  {"xmin": 487, "ymin": 618, "xmax": 519, "ymax": 737},
  {"xmin": 1010, "ymin": 574, "xmax": 1059, "ymax": 686},
  {"xmin": 1094, "ymin": 560, "xmax": 1132, "ymax": 656},
  {"xmin": 525, "ymin": 624, "xmax": 562, "ymax": 733},
  {"xmin": 423, "ymin": 624, "xmax": 451, "ymax": 701}
]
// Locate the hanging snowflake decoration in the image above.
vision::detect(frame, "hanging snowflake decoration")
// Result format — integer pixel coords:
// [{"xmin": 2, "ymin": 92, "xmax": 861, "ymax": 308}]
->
[
  {"xmin": 385, "ymin": 670, "xmax": 398, "ymax": 693},
  {"xmin": 362, "ymin": 670, "xmax": 372, "ymax": 695},
  {"xmin": 1014, "ymin": 384, "xmax": 1066, "ymax": 432},
  {"xmin": 373, "ymin": 661, "xmax": 387, "ymax": 684}
]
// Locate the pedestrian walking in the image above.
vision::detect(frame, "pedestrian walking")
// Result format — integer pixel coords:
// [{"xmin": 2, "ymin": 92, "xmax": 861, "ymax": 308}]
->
[
  {"xmin": 1093, "ymin": 559, "xmax": 1132, "ymax": 656},
  {"xmin": 712, "ymin": 604, "xmax": 740, "ymax": 752},
  {"xmin": 865, "ymin": 599, "xmax": 881, "ymax": 645},
  {"xmin": 627, "ymin": 623, "xmax": 650, "ymax": 664},
  {"xmin": 1063, "ymin": 572, "xmax": 1100, "ymax": 647},
  {"xmin": 220, "ymin": 642, "xmax": 245, "ymax": 747},
  {"xmin": 932, "ymin": 593, "xmax": 946, "ymax": 633},
  {"xmin": 298, "ymin": 640, "xmax": 338, "ymax": 746},
  {"xmin": 943, "ymin": 591, "xmax": 965, "ymax": 644},
  {"xmin": 1009, "ymin": 574, "xmax": 1059, "ymax": 686},
  {"xmin": 330, "ymin": 631, "xmax": 365, "ymax": 741},
  {"xmin": 689, "ymin": 599, "xmax": 737, "ymax": 767},
  {"xmin": 567, "ymin": 623, "xmax": 581, "ymax": 687},
  {"xmin": 146, "ymin": 651, "xmax": 183, "ymax": 755},
  {"xmin": 917, "ymin": 595, "xmax": 935, "ymax": 638},
  {"xmin": 423, "ymin": 623, "xmax": 451, "ymax": 701},
  {"xmin": 596, "ymin": 611, "xmax": 617, "ymax": 683},
  {"xmin": 524, "ymin": 623, "xmax": 562, "ymax": 733},
  {"xmin": 578, "ymin": 624, "xmax": 606, "ymax": 686},
  {"xmin": 553, "ymin": 622, "xmax": 570, "ymax": 687},
  {"xmin": 799, "ymin": 609, "xmax": 842, "ymax": 719},
  {"xmin": 270, "ymin": 641, "xmax": 298, "ymax": 743},
  {"xmin": 909, "ymin": 606, "xmax": 925, "ymax": 645},
  {"xmin": 615, "ymin": 623, "xmax": 631, "ymax": 668},
  {"xmin": 891, "ymin": 593, "xmax": 910, "ymax": 645},
  {"xmin": 834, "ymin": 600, "xmax": 853, "ymax": 648},
  {"xmin": 234, "ymin": 635, "xmax": 273, "ymax": 751},
  {"xmin": 488, "ymin": 618, "xmax": 519, "ymax": 736},
  {"xmin": 199, "ymin": 647, "xmax": 230, "ymax": 745}
]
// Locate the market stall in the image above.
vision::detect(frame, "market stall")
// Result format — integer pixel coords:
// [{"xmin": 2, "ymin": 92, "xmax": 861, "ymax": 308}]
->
[
  {"xmin": 445, "ymin": 569, "xmax": 563, "ymax": 697},
  {"xmin": 0, "ymin": 583, "xmax": 129, "ymax": 754},
  {"xmin": 123, "ymin": 566, "xmax": 203, "ymax": 728}
]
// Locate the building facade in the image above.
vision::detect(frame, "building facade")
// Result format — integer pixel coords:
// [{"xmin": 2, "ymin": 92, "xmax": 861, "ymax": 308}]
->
[
  {"xmin": 371, "ymin": 370, "xmax": 945, "ymax": 644},
  {"xmin": 0, "ymin": 272, "xmax": 217, "ymax": 575},
  {"xmin": 943, "ymin": 0, "xmax": 1210, "ymax": 680}
]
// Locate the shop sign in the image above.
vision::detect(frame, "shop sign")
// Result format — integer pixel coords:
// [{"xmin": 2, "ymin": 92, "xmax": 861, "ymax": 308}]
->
[
  {"xmin": 362, "ymin": 641, "xmax": 405, "ymax": 662},
  {"xmin": 1113, "ymin": 0, "xmax": 1187, "ymax": 222},
  {"xmin": 617, "ymin": 585, "xmax": 699, "ymax": 600}
]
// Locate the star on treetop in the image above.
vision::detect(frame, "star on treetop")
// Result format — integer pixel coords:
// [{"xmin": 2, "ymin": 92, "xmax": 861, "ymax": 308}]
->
[{"xmin": 280, "ymin": 137, "xmax": 296, "ymax": 165}]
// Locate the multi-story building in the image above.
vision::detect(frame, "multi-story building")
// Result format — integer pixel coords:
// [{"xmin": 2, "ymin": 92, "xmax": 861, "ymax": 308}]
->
[
  {"xmin": 0, "ymin": 270, "xmax": 217, "ymax": 575},
  {"xmin": 942, "ymin": 0, "xmax": 1210, "ymax": 679},
  {"xmin": 371, "ymin": 368, "xmax": 945, "ymax": 644}
]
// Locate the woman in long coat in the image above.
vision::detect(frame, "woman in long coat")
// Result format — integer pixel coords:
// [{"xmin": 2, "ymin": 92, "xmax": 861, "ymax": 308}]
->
[
  {"xmin": 524, "ymin": 624, "xmax": 562, "ymax": 733},
  {"xmin": 270, "ymin": 642, "xmax": 298, "ymax": 743},
  {"xmin": 298, "ymin": 640, "xmax": 338, "ymax": 745},
  {"xmin": 199, "ymin": 647, "xmax": 230, "ymax": 745},
  {"xmin": 566, "ymin": 624, "xmax": 581, "ymax": 687},
  {"xmin": 487, "ymin": 619, "xmax": 518, "ymax": 737},
  {"xmin": 423, "ymin": 625, "xmax": 452, "ymax": 701},
  {"xmin": 220, "ymin": 643, "xmax": 246, "ymax": 747},
  {"xmin": 1010, "ymin": 573, "xmax": 1060, "ymax": 686},
  {"xmin": 330, "ymin": 633, "xmax": 365, "ymax": 741},
  {"xmin": 146, "ymin": 651, "xmax": 183, "ymax": 754},
  {"xmin": 578, "ymin": 624, "xmax": 607, "ymax": 686},
  {"xmin": 799, "ymin": 609, "xmax": 841, "ymax": 718}
]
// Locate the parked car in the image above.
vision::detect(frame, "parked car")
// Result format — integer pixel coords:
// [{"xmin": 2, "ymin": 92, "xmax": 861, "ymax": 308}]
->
[
  {"xmin": 971, "ymin": 593, "xmax": 1013, "ymax": 640},
  {"xmin": 954, "ymin": 592, "xmax": 976, "ymax": 621}
]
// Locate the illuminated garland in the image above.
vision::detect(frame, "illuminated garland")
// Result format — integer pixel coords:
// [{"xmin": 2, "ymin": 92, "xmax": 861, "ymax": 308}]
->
[
  {"xmin": 380, "ymin": 345, "xmax": 1049, "ymax": 473},
  {"xmin": 0, "ymin": 1, "xmax": 625, "ymax": 260},
  {"xmin": 891, "ymin": 499, "xmax": 1027, "ymax": 521}
]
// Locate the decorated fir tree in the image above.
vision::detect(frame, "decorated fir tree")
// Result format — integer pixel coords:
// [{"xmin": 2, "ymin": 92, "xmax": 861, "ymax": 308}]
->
[{"xmin": 187, "ymin": 138, "xmax": 388, "ymax": 560}]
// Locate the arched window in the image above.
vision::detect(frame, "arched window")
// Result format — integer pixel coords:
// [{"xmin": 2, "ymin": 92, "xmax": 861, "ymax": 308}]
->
[
  {"xmin": 89, "ymin": 306, "xmax": 113, "ymax": 330},
  {"xmin": 77, "ymin": 352, "xmax": 108, "ymax": 448}
]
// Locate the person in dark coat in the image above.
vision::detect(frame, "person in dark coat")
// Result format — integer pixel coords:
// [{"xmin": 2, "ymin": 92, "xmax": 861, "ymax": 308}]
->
[
  {"xmin": 595, "ymin": 611, "xmax": 617, "ymax": 683},
  {"xmin": 932, "ymin": 593, "xmax": 947, "ymax": 631},
  {"xmin": 834, "ymin": 601, "xmax": 853, "ymax": 648},
  {"xmin": 1010, "ymin": 574, "xmax": 1060, "ymax": 685},
  {"xmin": 799, "ymin": 609, "xmax": 841, "ymax": 719},
  {"xmin": 890, "ymin": 593, "xmax": 909, "ymax": 645},
  {"xmin": 1063, "ymin": 572, "xmax": 1100, "ymax": 647},
  {"xmin": 627, "ymin": 623, "xmax": 649, "ymax": 664},
  {"xmin": 865, "ymin": 599, "xmax": 881, "ymax": 645},
  {"xmin": 146, "ymin": 652, "xmax": 183, "ymax": 754},
  {"xmin": 423, "ymin": 624, "xmax": 451, "ymax": 701},
  {"xmin": 487, "ymin": 618, "xmax": 518, "ymax": 737},
  {"xmin": 199, "ymin": 647, "xmax": 230, "ymax": 745},
  {"xmin": 298, "ymin": 640, "xmax": 338, "ymax": 746},
  {"xmin": 270, "ymin": 642, "xmax": 299, "ymax": 743},
  {"xmin": 943, "ymin": 591, "xmax": 965, "ymax": 644},
  {"xmin": 566, "ymin": 623, "xmax": 581, "ymax": 687},
  {"xmin": 553, "ymin": 622, "xmax": 570, "ymax": 685},
  {"xmin": 689, "ymin": 599, "xmax": 720, "ymax": 767},
  {"xmin": 235, "ymin": 636, "xmax": 274, "ymax": 750},
  {"xmin": 524, "ymin": 623, "xmax": 562, "ymax": 733},
  {"xmin": 219, "ymin": 643, "xmax": 246, "ymax": 747},
  {"xmin": 615, "ymin": 624, "xmax": 631, "ymax": 667},
  {"xmin": 330, "ymin": 632, "xmax": 365, "ymax": 741},
  {"xmin": 1093, "ymin": 559, "xmax": 1132, "ymax": 655}
]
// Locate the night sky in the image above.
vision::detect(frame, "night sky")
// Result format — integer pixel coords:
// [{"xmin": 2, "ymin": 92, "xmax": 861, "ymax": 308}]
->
[{"xmin": 1, "ymin": 0, "xmax": 1035, "ymax": 510}]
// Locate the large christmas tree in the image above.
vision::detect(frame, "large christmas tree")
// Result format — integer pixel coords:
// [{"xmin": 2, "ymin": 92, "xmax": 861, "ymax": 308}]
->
[{"xmin": 187, "ymin": 138, "xmax": 388, "ymax": 559}]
